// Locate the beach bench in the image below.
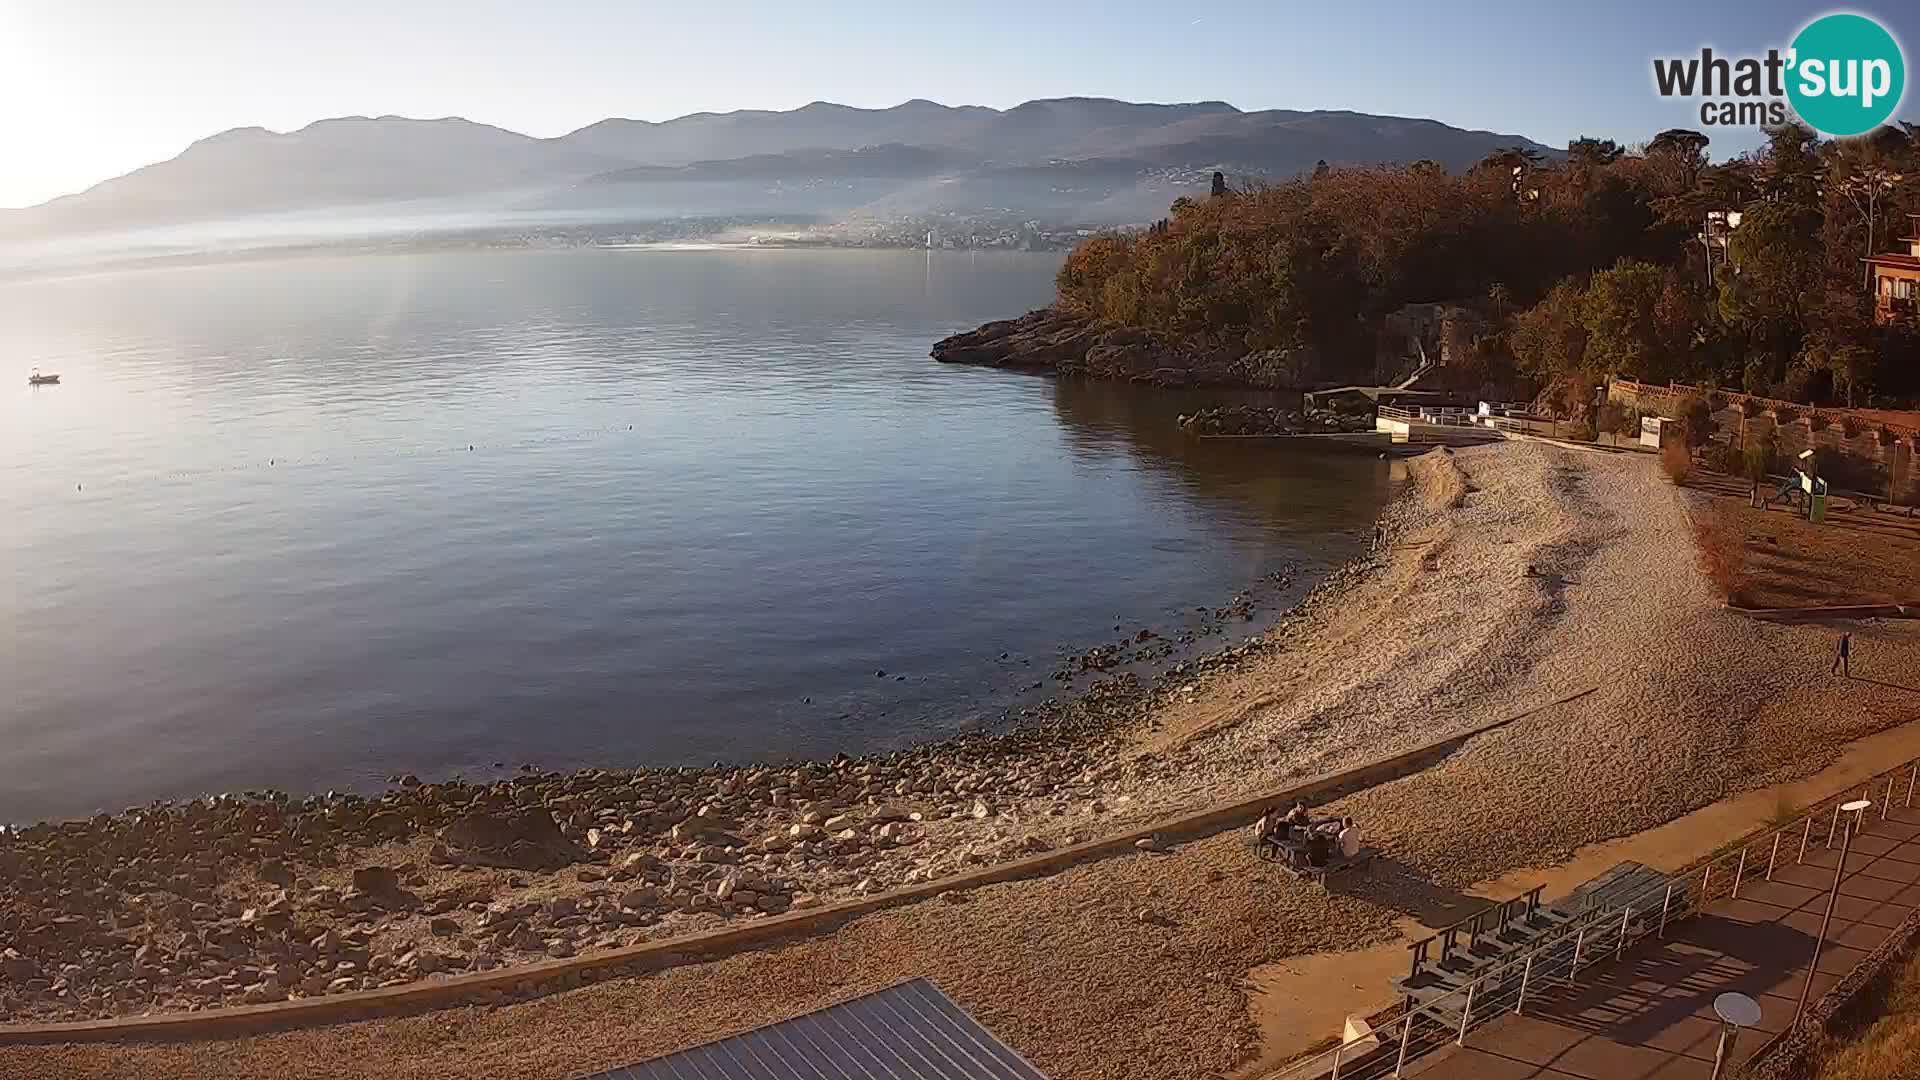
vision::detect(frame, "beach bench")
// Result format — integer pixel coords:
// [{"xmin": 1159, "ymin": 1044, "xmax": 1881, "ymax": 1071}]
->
[
  {"xmin": 1392, "ymin": 885, "xmax": 1567, "ymax": 1017},
  {"xmin": 1256, "ymin": 828, "xmax": 1378, "ymax": 887}
]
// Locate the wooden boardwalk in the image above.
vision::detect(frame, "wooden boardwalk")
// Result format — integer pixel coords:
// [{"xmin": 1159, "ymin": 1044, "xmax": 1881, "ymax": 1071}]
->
[{"xmin": 1410, "ymin": 803, "xmax": 1920, "ymax": 1080}]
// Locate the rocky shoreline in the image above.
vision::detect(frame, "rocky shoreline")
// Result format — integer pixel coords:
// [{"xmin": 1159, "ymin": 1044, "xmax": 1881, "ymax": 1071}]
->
[
  {"xmin": 931, "ymin": 308, "xmax": 1327, "ymax": 389},
  {"xmin": 0, "ymin": 542, "xmax": 1383, "ymax": 1025}
]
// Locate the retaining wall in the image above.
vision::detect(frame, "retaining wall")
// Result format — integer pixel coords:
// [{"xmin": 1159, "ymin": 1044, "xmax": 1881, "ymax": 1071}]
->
[{"xmin": 1608, "ymin": 380, "xmax": 1920, "ymax": 505}]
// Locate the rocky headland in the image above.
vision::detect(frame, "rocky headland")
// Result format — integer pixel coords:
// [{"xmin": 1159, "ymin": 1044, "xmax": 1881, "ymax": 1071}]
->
[{"xmin": 930, "ymin": 308, "xmax": 1328, "ymax": 389}]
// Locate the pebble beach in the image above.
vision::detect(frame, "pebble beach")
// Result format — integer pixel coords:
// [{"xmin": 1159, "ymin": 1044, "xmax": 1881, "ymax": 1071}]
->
[{"xmin": 5, "ymin": 439, "xmax": 1919, "ymax": 1080}]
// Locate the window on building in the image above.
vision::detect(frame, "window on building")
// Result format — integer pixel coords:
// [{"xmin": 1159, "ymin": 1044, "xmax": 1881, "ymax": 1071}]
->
[{"xmin": 1897, "ymin": 278, "xmax": 1915, "ymax": 301}]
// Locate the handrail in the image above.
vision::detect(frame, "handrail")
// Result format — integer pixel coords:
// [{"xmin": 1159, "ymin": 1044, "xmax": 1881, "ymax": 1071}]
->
[{"xmin": 1276, "ymin": 751, "xmax": 1920, "ymax": 1080}]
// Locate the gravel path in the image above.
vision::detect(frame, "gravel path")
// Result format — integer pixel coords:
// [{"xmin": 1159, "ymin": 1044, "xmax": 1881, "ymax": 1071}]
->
[{"xmin": 7, "ymin": 441, "xmax": 1917, "ymax": 1080}]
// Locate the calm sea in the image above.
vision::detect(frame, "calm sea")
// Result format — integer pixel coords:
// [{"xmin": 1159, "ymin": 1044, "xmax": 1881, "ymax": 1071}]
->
[{"xmin": 0, "ymin": 248, "xmax": 1398, "ymax": 822}]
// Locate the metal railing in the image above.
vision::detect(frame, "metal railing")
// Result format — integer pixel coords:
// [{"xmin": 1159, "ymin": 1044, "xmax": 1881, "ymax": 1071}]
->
[{"xmin": 1274, "ymin": 754, "xmax": 1920, "ymax": 1080}]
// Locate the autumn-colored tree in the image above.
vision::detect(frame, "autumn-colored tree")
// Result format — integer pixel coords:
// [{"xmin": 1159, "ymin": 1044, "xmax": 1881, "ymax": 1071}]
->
[{"xmin": 1046, "ymin": 125, "xmax": 1920, "ymax": 407}]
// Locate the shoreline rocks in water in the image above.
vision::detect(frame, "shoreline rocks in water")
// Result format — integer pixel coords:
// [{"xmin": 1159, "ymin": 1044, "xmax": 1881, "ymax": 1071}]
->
[
  {"xmin": 931, "ymin": 308, "xmax": 1327, "ymax": 390},
  {"xmin": 1175, "ymin": 404, "xmax": 1375, "ymax": 437}
]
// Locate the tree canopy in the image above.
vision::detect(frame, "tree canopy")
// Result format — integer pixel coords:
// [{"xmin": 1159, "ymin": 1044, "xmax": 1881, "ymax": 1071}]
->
[{"xmin": 1054, "ymin": 121, "xmax": 1920, "ymax": 408}]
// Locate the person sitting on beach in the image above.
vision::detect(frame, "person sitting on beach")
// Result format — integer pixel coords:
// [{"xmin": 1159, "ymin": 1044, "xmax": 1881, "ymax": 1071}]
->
[
  {"xmin": 1305, "ymin": 829, "xmax": 1331, "ymax": 867},
  {"xmin": 1283, "ymin": 800, "xmax": 1311, "ymax": 829},
  {"xmin": 1338, "ymin": 816, "xmax": 1362, "ymax": 859},
  {"xmin": 1253, "ymin": 806, "xmax": 1277, "ymax": 844}
]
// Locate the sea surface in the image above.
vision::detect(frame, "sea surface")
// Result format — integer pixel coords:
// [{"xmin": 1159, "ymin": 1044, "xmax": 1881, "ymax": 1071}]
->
[{"xmin": 0, "ymin": 248, "xmax": 1399, "ymax": 823}]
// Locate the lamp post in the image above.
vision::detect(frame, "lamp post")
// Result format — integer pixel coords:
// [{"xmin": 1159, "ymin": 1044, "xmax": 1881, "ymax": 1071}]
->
[
  {"xmin": 1798, "ymin": 800, "xmax": 1872, "ymax": 1021},
  {"xmin": 1710, "ymin": 992, "xmax": 1762, "ymax": 1080}
]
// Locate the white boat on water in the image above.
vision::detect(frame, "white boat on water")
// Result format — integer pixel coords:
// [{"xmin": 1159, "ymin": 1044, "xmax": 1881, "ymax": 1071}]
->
[{"xmin": 27, "ymin": 369, "xmax": 60, "ymax": 386}]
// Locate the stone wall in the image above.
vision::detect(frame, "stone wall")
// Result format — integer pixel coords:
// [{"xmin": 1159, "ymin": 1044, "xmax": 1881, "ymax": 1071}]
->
[{"xmin": 1608, "ymin": 380, "xmax": 1920, "ymax": 505}]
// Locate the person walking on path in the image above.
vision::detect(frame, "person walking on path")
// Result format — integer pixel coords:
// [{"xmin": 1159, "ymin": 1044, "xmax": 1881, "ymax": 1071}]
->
[{"xmin": 1832, "ymin": 632, "xmax": 1851, "ymax": 676}]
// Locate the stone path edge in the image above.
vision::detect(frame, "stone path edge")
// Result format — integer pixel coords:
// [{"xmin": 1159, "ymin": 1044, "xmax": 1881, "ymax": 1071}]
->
[
  {"xmin": 0, "ymin": 687, "xmax": 1596, "ymax": 1047},
  {"xmin": 1726, "ymin": 602, "xmax": 1915, "ymax": 621}
]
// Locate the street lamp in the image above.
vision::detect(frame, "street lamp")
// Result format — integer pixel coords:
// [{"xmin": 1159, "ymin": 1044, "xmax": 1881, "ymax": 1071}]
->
[
  {"xmin": 1710, "ymin": 992, "xmax": 1762, "ymax": 1080},
  {"xmin": 1798, "ymin": 799, "xmax": 1872, "ymax": 1021}
]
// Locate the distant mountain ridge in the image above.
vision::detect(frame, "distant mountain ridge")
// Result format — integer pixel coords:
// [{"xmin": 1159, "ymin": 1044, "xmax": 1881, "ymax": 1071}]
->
[{"xmin": 4, "ymin": 98, "xmax": 1558, "ymax": 237}]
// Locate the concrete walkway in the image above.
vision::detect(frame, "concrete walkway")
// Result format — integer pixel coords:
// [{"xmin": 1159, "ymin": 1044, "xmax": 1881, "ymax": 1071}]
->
[{"xmin": 1410, "ymin": 802, "xmax": 1920, "ymax": 1080}]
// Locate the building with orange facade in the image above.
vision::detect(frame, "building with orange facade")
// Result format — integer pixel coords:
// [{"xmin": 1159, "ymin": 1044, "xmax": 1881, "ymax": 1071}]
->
[{"xmin": 1867, "ymin": 214, "xmax": 1920, "ymax": 324}]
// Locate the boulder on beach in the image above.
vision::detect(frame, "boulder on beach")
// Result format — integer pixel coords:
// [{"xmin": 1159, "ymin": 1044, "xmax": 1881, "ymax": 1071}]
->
[{"xmin": 440, "ymin": 808, "xmax": 585, "ymax": 871}]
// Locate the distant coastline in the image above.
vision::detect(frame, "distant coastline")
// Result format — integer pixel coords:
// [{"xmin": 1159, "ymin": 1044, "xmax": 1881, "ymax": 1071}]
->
[{"xmin": 0, "ymin": 213, "xmax": 1087, "ymax": 282}]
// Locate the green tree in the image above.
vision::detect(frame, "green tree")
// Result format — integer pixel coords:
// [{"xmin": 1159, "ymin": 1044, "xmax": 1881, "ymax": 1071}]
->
[
  {"xmin": 1719, "ymin": 201, "xmax": 1821, "ymax": 376},
  {"xmin": 1567, "ymin": 137, "xmax": 1624, "ymax": 169},
  {"xmin": 1645, "ymin": 129, "xmax": 1710, "ymax": 195},
  {"xmin": 1509, "ymin": 281, "xmax": 1589, "ymax": 379},
  {"xmin": 1580, "ymin": 260, "xmax": 1690, "ymax": 378},
  {"xmin": 1758, "ymin": 122, "xmax": 1824, "ymax": 209}
]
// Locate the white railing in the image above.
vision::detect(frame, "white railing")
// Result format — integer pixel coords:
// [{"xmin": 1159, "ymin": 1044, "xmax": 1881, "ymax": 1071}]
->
[{"xmin": 1275, "ymin": 756, "xmax": 1920, "ymax": 1080}]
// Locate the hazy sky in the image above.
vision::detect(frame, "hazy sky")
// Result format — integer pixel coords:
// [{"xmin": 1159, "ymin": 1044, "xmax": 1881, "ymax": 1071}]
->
[{"xmin": 4, "ymin": 0, "xmax": 1917, "ymax": 208}]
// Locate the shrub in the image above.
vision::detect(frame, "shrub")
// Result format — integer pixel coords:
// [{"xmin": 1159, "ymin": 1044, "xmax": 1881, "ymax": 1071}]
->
[
  {"xmin": 1661, "ymin": 440, "xmax": 1693, "ymax": 485},
  {"xmin": 1738, "ymin": 398, "xmax": 1766, "ymax": 419},
  {"xmin": 1878, "ymin": 426, "xmax": 1900, "ymax": 447},
  {"xmin": 1680, "ymin": 396, "xmax": 1715, "ymax": 448},
  {"xmin": 1705, "ymin": 441, "xmax": 1744, "ymax": 474},
  {"xmin": 1840, "ymin": 416, "xmax": 1863, "ymax": 439},
  {"xmin": 1744, "ymin": 438, "xmax": 1776, "ymax": 482},
  {"xmin": 1691, "ymin": 515, "xmax": 1750, "ymax": 604},
  {"xmin": 1773, "ymin": 404, "xmax": 1802, "ymax": 425},
  {"xmin": 1596, "ymin": 403, "xmax": 1636, "ymax": 438},
  {"xmin": 1807, "ymin": 410, "xmax": 1835, "ymax": 431}
]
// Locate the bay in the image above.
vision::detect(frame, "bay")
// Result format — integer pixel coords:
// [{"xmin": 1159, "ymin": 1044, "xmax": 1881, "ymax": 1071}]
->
[{"xmin": 0, "ymin": 248, "xmax": 1398, "ymax": 822}]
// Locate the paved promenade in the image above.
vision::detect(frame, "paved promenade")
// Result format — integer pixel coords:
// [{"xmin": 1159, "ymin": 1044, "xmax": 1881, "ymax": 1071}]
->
[{"xmin": 1411, "ymin": 802, "xmax": 1920, "ymax": 1079}]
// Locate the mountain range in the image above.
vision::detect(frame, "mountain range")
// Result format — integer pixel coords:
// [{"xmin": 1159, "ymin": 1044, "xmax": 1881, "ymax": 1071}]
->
[{"xmin": 4, "ymin": 98, "xmax": 1558, "ymax": 238}]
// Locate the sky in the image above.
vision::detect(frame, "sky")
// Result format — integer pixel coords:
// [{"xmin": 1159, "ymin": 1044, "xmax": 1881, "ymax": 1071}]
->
[{"xmin": 3, "ymin": 0, "xmax": 1918, "ymax": 209}]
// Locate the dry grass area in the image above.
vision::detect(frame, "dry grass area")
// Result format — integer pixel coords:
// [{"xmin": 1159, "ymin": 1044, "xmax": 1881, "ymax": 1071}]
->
[
  {"xmin": 1812, "ymin": 946, "xmax": 1920, "ymax": 1080},
  {"xmin": 1687, "ymin": 470, "xmax": 1920, "ymax": 608}
]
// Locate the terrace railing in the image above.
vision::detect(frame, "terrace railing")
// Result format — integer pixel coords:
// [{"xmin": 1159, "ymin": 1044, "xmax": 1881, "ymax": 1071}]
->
[{"xmin": 1274, "ymin": 753, "xmax": 1920, "ymax": 1080}]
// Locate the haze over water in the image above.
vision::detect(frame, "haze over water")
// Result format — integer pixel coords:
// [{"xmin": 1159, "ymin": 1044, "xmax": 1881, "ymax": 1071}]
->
[{"xmin": 1, "ymin": 248, "xmax": 1397, "ymax": 823}]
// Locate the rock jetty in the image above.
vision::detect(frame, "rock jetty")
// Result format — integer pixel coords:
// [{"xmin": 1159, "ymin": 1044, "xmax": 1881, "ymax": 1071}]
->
[{"xmin": 1175, "ymin": 405, "xmax": 1374, "ymax": 437}]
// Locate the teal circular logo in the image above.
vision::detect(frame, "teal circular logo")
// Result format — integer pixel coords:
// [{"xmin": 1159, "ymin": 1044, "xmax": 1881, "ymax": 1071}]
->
[{"xmin": 1787, "ymin": 14, "xmax": 1905, "ymax": 137}]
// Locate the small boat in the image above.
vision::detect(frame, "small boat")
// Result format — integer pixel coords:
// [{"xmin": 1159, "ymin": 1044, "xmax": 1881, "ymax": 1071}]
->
[{"xmin": 27, "ymin": 369, "xmax": 60, "ymax": 386}]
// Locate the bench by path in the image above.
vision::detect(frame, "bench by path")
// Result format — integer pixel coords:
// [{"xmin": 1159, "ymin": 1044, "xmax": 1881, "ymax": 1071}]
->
[{"xmin": 1407, "ymin": 803, "xmax": 1920, "ymax": 1080}]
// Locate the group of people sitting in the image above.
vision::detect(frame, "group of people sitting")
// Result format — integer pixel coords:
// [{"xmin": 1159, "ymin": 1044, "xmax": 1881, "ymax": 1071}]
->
[{"xmin": 1254, "ymin": 799, "xmax": 1361, "ymax": 868}]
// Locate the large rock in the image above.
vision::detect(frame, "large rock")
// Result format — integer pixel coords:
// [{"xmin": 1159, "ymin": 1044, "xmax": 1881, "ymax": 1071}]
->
[
  {"xmin": 930, "ymin": 309, "xmax": 1102, "ymax": 370},
  {"xmin": 440, "ymin": 809, "xmax": 585, "ymax": 872},
  {"xmin": 350, "ymin": 866, "xmax": 400, "ymax": 894}
]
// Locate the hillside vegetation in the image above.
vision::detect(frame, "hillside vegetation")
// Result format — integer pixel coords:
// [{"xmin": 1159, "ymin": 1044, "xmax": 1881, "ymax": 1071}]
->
[{"xmin": 1054, "ymin": 125, "xmax": 1920, "ymax": 411}]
